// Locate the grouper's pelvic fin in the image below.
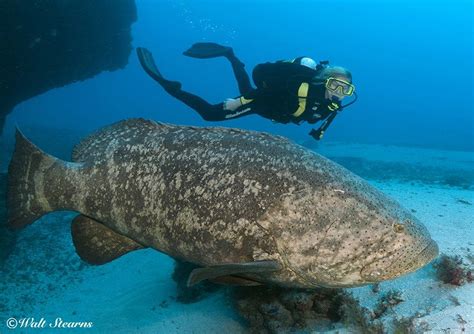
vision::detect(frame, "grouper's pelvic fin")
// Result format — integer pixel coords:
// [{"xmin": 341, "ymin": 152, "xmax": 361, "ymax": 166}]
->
[
  {"xmin": 7, "ymin": 129, "xmax": 81, "ymax": 229},
  {"xmin": 71, "ymin": 215, "xmax": 145, "ymax": 265}
]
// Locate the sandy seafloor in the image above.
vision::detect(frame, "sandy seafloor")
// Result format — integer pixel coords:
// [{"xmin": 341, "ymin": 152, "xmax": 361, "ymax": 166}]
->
[{"xmin": 0, "ymin": 138, "xmax": 473, "ymax": 333}]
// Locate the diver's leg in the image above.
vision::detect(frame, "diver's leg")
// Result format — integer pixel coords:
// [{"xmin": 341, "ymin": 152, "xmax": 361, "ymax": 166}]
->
[
  {"xmin": 137, "ymin": 47, "xmax": 254, "ymax": 121},
  {"xmin": 168, "ymin": 89, "xmax": 229, "ymax": 121},
  {"xmin": 183, "ymin": 43, "xmax": 253, "ymax": 96},
  {"xmin": 225, "ymin": 51, "xmax": 254, "ymax": 96},
  {"xmin": 137, "ymin": 47, "xmax": 182, "ymax": 91},
  {"xmin": 170, "ymin": 89, "xmax": 255, "ymax": 121},
  {"xmin": 169, "ymin": 90, "xmax": 219, "ymax": 120}
]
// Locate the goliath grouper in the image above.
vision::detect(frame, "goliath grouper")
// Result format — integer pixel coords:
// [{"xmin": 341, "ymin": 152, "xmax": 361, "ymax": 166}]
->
[{"xmin": 8, "ymin": 118, "xmax": 438, "ymax": 288}]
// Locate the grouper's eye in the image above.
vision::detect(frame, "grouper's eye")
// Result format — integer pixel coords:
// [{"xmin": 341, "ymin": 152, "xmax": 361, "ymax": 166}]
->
[{"xmin": 393, "ymin": 223, "xmax": 405, "ymax": 233}]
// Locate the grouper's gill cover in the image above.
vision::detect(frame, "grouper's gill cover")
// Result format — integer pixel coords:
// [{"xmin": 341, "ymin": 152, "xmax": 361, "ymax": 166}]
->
[{"xmin": 8, "ymin": 118, "xmax": 438, "ymax": 288}]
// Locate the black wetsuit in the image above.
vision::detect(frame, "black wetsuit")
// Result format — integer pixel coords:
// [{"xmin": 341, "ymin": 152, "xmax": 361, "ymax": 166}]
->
[{"xmin": 164, "ymin": 55, "xmax": 339, "ymax": 128}]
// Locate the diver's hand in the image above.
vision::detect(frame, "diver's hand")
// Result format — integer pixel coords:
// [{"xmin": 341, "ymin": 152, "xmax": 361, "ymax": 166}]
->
[
  {"xmin": 309, "ymin": 128, "xmax": 324, "ymax": 141},
  {"xmin": 223, "ymin": 98, "xmax": 242, "ymax": 111}
]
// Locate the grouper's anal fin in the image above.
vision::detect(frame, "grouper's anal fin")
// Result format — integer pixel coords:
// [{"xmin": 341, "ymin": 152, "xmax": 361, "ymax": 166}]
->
[
  {"xmin": 71, "ymin": 215, "xmax": 145, "ymax": 265},
  {"xmin": 187, "ymin": 260, "xmax": 282, "ymax": 287}
]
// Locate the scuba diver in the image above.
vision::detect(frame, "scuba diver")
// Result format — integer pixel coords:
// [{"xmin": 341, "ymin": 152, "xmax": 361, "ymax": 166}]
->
[{"xmin": 137, "ymin": 42, "xmax": 357, "ymax": 140}]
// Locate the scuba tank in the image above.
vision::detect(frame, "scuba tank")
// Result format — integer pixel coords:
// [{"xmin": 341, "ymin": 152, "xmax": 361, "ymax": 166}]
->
[{"xmin": 251, "ymin": 58, "xmax": 320, "ymax": 91}]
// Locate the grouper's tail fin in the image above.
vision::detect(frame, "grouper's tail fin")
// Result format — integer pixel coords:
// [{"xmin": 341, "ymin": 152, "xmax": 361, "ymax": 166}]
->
[{"xmin": 8, "ymin": 129, "xmax": 61, "ymax": 229}]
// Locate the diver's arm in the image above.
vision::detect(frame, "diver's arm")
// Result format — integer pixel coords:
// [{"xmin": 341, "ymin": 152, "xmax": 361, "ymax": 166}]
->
[
  {"xmin": 309, "ymin": 111, "xmax": 339, "ymax": 140},
  {"xmin": 306, "ymin": 116, "xmax": 319, "ymax": 125},
  {"xmin": 309, "ymin": 128, "xmax": 324, "ymax": 141}
]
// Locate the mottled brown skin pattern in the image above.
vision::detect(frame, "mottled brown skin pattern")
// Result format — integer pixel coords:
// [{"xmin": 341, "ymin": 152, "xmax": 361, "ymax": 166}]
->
[{"xmin": 24, "ymin": 119, "xmax": 438, "ymax": 288}]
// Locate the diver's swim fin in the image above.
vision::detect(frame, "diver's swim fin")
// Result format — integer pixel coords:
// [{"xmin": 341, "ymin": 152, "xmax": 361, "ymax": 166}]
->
[
  {"xmin": 183, "ymin": 42, "xmax": 233, "ymax": 59},
  {"xmin": 136, "ymin": 47, "xmax": 181, "ymax": 92}
]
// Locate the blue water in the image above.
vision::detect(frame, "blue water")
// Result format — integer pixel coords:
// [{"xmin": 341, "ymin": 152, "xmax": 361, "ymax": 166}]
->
[
  {"xmin": 4, "ymin": 0, "xmax": 473, "ymax": 152},
  {"xmin": 1, "ymin": 0, "xmax": 473, "ymax": 333}
]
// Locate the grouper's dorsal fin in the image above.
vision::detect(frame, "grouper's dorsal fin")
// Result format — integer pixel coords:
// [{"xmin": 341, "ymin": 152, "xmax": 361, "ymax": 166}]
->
[
  {"xmin": 187, "ymin": 260, "xmax": 281, "ymax": 287},
  {"xmin": 71, "ymin": 215, "xmax": 145, "ymax": 265},
  {"xmin": 72, "ymin": 118, "xmax": 173, "ymax": 162}
]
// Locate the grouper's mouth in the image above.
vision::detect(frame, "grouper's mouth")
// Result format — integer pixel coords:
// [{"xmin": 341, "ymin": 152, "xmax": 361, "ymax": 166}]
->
[{"xmin": 360, "ymin": 240, "xmax": 439, "ymax": 282}]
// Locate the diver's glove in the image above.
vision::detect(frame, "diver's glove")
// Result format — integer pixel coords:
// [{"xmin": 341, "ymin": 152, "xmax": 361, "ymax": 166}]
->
[
  {"xmin": 309, "ymin": 128, "xmax": 324, "ymax": 141},
  {"xmin": 223, "ymin": 98, "xmax": 243, "ymax": 111},
  {"xmin": 309, "ymin": 109, "xmax": 339, "ymax": 141}
]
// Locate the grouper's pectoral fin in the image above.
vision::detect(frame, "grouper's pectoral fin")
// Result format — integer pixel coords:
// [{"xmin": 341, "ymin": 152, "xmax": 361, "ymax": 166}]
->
[
  {"xmin": 209, "ymin": 275, "xmax": 263, "ymax": 286},
  {"xmin": 187, "ymin": 260, "xmax": 281, "ymax": 287},
  {"xmin": 71, "ymin": 215, "xmax": 145, "ymax": 265}
]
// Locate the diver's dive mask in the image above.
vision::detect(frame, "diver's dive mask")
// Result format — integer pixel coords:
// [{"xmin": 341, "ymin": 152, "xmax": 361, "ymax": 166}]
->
[{"xmin": 325, "ymin": 77, "xmax": 355, "ymax": 96}]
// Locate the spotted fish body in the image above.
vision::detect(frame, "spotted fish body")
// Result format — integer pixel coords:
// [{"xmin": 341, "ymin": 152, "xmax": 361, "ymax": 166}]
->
[{"xmin": 8, "ymin": 118, "xmax": 438, "ymax": 288}]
